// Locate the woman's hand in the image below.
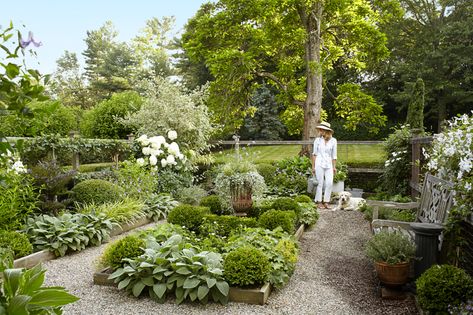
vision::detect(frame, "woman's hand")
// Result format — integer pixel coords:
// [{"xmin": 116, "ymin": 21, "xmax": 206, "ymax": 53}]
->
[{"xmin": 333, "ymin": 167, "xmax": 337, "ymax": 174}]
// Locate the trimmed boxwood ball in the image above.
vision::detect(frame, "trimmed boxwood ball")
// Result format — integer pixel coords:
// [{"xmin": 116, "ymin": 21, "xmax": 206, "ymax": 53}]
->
[
  {"xmin": 224, "ymin": 246, "xmax": 271, "ymax": 287},
  {"xmin": 258, "ymin": 209, "xmax": 296, "ymax": 234},
  {"xmin": 271, "ymin": 197, "xmax": 301, "ymax": 218},
  {"xmin": 199, "ymin": 195, "xmax": 224, "ymax": 215},
  {"xmin": 71, "ymin": 179, "xmax": 124, "ymax": 205},
  {"xmin": 256, "ymin": 163, "xmax": 277, "ymax": 185},
  {"xmin": 167, "ymin": 204, "xmax": 210, "ymax": 232},
  {"xmin": 200, "ymin": 214, "xmax": 258, "ymax": 237},
  {"xmin": 101, "ymin": 235, "xmax": 145, "ymax": 269},
  {"xmin": 0, "ymin": 230, "xmax": 33, "ymax": 259},
  {"xmin": 294, "ymin": 194, "xmax": 313, "ymax": 204},
  {"xmin": 416, "ymin": 264, "xmax": 473, "ymax": 314}
]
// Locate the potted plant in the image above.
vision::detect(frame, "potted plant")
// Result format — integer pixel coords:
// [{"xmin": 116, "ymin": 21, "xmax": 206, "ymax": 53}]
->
[
  {"xmin": 365, "ymin": 231, "xmax": 416, "ymax": 287},
  {"xmin": 214, "ymin": 159, "xmax": 266, "ymax": 216},
  {"xmin": 332, "ymin": 161, "xmax": 348, "ymax": 193}
]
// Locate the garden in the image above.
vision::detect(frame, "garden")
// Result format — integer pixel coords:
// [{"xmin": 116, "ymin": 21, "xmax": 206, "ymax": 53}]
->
[{"xmin": 2, "ymin": 1, "xmax": 473, "ymax": 313}]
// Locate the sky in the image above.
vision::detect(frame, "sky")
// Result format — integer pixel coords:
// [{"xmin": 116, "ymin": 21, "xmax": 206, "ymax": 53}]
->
[{"xmin": 2, "ymin": 0, "xmax": 212, "ymax": 74}]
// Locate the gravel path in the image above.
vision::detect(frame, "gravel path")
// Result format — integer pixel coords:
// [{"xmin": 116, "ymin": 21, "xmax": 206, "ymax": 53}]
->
[{"xmin": 43, "ymin": 210, "xmax": 418, "ymax": 315}]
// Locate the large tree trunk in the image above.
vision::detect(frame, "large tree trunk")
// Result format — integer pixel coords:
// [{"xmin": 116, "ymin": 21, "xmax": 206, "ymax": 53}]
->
[{"xmin": 299, "ymin": 1, "xmax": 323, "ymax": 156}]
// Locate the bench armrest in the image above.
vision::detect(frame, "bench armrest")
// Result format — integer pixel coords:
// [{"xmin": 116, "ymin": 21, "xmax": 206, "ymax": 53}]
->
[{"xmin": 366, "ymin": 200, "xmax": 419, "ymax": 220}]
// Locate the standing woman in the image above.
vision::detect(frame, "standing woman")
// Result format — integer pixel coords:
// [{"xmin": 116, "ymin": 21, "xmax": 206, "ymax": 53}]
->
[{"xmin": 311, "ymin": 122, "xmax": 337, "ymax": 209}]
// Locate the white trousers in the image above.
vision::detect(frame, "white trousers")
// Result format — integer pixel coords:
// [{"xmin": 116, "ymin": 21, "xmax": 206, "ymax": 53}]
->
[{"xmin": 315, "ymin": 165, "xmax": 333, "ymax": 203}]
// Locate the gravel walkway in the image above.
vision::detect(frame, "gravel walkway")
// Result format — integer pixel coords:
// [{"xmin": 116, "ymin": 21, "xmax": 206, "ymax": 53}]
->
[{"xmin": 43, "ymin": 210, "xmax": 418, "ymax": 315}]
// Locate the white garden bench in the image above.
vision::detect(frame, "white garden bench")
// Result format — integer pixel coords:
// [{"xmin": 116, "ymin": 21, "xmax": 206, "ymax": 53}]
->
[{"xmin": 367, "ymin": 173, "xmax": 454, "ymax": 242}]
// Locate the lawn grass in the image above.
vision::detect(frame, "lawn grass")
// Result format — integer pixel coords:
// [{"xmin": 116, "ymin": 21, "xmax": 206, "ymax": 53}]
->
[{"xmin": 212, "ymin": 144, "xmax": 386, "ymax": 167}]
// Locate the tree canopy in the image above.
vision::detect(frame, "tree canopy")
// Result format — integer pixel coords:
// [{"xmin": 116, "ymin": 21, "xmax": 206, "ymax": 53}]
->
[{"xmin": 179, "ymin": 0, "xmax": 391, "ymax": 140}]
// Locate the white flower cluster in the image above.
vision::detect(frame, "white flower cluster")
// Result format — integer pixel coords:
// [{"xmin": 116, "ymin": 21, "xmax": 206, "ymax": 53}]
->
[
  {"xmin": 426, "ymin": 112, "xmax": 473, "ymax": 194},
  {"xmin": 135, "ymin": 130, "xmax": 186, "ymax": 170},
  {"xmin": 384, "ymin": 150, "xmax": 408, "ymax": 167},
  {"xmin": 1, "ymin": 149, "xmax": 27, "ymax": 174}
]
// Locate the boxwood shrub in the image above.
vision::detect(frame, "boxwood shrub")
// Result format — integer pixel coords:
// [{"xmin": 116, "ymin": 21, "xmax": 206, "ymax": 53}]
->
[
  {"xmin": 199, "ymin": 214, "xmax": 258, "ymax": 237},
  {"xmin": 258, "ymin": 210, "xmax": 296, "ymax": 234},
  {"xmin": 199, "ymin": 195, "xmax": 225, "ymax": 215},
  {"xmin": 271, "ymin": 197, "xmax": 301, "ymax": 218},
  {"xmin": 294, "ymin": 195, "xmax": 313, "ymax": 204},
  {"xmin": 166, "ymin": 205, "xmax": 210, "ymax": 233},
  {"xmin": 416, "ymin": 264, "xmax": 473, "ymax": 314},
  {"xmin": 101, "ymin": 234, "xmax": 145, "ymax": 269},
  {"xmin": 71, "ymin": 179, "xmax": 124, "ymax": 205},
  {"xmin": 0, "ymin": 230, "xmax": 33, "ymax": 259},
  {"xmin": 223, "ymin": 246, "xmax": 271, "ymax": 287}
]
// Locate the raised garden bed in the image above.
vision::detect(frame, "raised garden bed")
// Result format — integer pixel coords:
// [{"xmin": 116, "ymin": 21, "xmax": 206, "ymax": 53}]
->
[
  {"xmin": 92, "ymin": 223, "xmax": 307, "ymax": 305},
  {"xmin": 13, "ymin": 217, "xmax": 154, "ymax": 269}
]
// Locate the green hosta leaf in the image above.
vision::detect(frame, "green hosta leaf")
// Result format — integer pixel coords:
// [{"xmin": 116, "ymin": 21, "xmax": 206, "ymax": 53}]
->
[
  {"xmin": 216, "ymin": 281, "xmax": 229, "ymax": 296},
  {"xmin": 132, "ymin": 281, "xmax": 146, "ymax": 297},
  {"xmin": 3, "ymin": 268, "xmax": 23, "ymax": 295},
  {"xmin": 6, "ymin": 295, "xmax": 30, "ymax": 315},
  {"xmin": 206, "ymin": 278, "xmax": 217, "ymax": 288},
  {"xmin": 141, "ymin": 276, "xmax": 154, "ymax": 286},
  {"xmin": 197, "ymin": 285, "xmax": 209, "ymax": 301},
  {"xmin": 175, "ymin": 267, "xmax": 191, "ymax": 275},
  {"xmin": 183, "ymin": 277, "xmax": 200, "ymax": 289},
  {"xmin": 23, "ymin": 265, "xmax": 46, "ymax": 295},
  {"xmin": 29, "ymin": 288, "xmax": 80, "ymax": 306},
  {"xmin": 109, "ymin": 268, "xmax": 125, "ymax": 279},
  {"xmin": 117, "ymin": 277, "xmax": 131, "ymax": 290},
  {"xmin": 175, "ymin": 287, "xmax": 184, "ymax": 305},
  {"xmin": 189, "ymin": 289, "xmax": 198, "ymax": 301},
  {"xmin": 139, "ymin": 262, "xmax": 155, "ymax": 268},
  {"xmin": 153, "ymin": 283, "xmax": 167, "ymax": 299}
]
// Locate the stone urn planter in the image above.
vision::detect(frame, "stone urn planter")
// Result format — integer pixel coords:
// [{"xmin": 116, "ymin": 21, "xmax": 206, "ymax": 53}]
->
[{"xmin": 230, "ymin": 183, "xmax": 252, "ymax": 216}]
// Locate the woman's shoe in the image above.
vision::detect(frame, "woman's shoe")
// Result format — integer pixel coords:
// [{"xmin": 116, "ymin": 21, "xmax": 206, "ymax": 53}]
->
[
  {"xmin": 317, "ymin": 203, "xmax": 324, "ymax": 209},
  {"xmin": 323, "ymin": 203, "xmax": 330, "ymax": 209}
]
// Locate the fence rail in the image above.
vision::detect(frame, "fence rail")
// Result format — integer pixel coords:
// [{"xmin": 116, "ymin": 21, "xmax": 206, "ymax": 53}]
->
[{"xmin": 213, "ymin": 140, "xmax": 383, "ymax": 145}]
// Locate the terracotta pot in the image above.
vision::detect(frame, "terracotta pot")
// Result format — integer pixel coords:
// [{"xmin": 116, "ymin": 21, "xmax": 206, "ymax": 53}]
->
[{"xmin": 374, "ymin": 261, "xmax": 410, "ymax": 287}]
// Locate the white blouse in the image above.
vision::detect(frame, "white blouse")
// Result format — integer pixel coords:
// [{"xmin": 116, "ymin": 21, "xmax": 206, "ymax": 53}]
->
[{"xmin": 313, "ymin": 137, "xmax": 337, "ymax": 169}]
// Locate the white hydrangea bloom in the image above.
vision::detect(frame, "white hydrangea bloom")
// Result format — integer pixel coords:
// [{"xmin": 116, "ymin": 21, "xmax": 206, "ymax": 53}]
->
[
  {"xmin": 137, "ymin": 134, "xmax": 149, "ymax": 146},
  {"xmin": 168, "ymin": 142, "xmax": 180, "ymax": 155},
  {"xmin": 161, "ymin": 158, "xmax": 168, "ymax": 167},
  {"xmin": 166, "ymin": 154, "xmax": 177, "ymax": 165},
  {"xmin": 167, "ymin": 130, "xmax": 178, "ymax": 141},
  {"xmin": 149, "ymin": 155, "xmax": 158, "ymax": 166},
  {"xmin": 142, "ymin": 147, "xmax": 152, "ymax": 156},
  {"xmin": 136, "ymin": 158, "xmax": 146, "ymax": 166}
]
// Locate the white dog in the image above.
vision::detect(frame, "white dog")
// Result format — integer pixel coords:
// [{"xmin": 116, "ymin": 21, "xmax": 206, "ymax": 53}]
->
[{"xmin": 333, "ymin": 191, "xmax": 366, "ymax": 211}]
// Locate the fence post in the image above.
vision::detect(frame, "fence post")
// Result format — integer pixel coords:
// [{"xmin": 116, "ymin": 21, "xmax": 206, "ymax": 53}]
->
[
  {"xmin": 69, "ymin": 131, "xmax": 80, "ymax": 171},
  {"xmin": 410, "ymin": 130, "xmax": 422, "ymax": 198}
]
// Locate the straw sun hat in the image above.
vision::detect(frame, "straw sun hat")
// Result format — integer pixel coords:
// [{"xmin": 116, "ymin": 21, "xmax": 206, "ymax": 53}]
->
[{"xmin": 316, "ymin": 121, "xmax": 333, "ymax": 132}]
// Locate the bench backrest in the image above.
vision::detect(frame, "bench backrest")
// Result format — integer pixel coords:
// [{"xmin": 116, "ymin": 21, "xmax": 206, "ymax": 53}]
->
[{"xmin": 416, "ymin": 173, "xmax": 454, "ymax": 224}]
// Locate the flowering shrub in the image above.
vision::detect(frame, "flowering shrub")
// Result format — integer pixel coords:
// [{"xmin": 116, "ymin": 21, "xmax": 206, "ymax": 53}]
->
[
  {"xmin": 379, "ymin": 125, "xmax": 412, "ymax": 196},
  {"xmin": 1, "ymin": 150, "xmax": 27, "ymax": 174},
  {"xmin": 135, "ymin": 131, "xmax": 188, "ymax": 171},
  {"xmin": 424, "ymin": 113, "xmax": 473, "ymax": 262},
  {"xmin": 425, "ymin": 113, "xmax": 473, "ymax": 216}
]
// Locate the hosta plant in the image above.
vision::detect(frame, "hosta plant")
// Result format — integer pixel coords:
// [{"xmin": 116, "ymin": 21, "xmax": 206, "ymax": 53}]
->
[
  {"xmin": 23, "ymin": 213, "xmax": 114, "ymax": 256},
  {"xmin": 109, "ymin": 234, "xmax": 229, "ymax": 305},
  {"xmin": 0, "ymin": 262, "xmax": 79, "ymax": 314},
  {"xmin": 143, "ymin": 193, "xmax": 179, "ymax": 221}
]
